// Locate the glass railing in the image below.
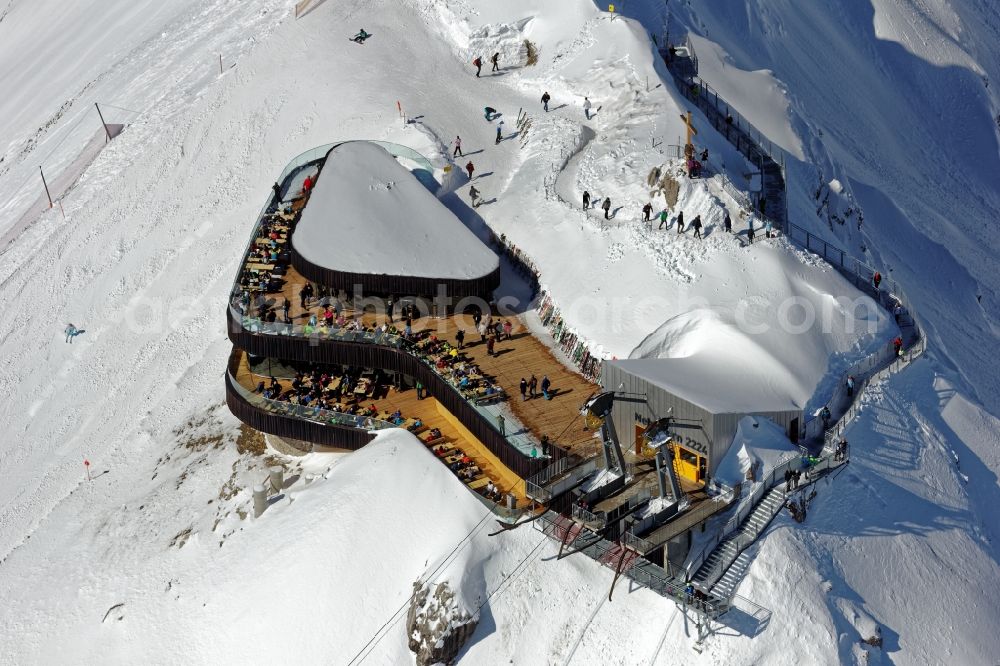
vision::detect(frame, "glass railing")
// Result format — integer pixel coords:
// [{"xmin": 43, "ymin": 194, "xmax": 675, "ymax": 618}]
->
[
  {"xmin": 230, "ymin": 139, "xmax": 438, "ymax": 300},
  {"xmin": 229, "ymin": 367, "xmax": 396, "ymax": 431},
  {"xmin": 232, "ymin": 304, "xmax": 544, "ymax": 457},
  {"xmin": 230, "ymin": 140, "xmax": 551, "ymax": 458}
]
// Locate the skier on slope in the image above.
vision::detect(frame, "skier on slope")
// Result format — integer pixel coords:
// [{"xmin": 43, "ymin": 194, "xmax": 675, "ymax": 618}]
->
[
  {"xmin": 465, "ymin": 161, "xmax": 475, "ymax": 179},
  {"xmin": 64, "ymin": 323, "xmax": 81, "ymax": 343},
  {"xmin": 453, "ymin": 135, "xmax": 463, "ymax": 157},
  {"xmin": 495, "ymin": 121, "xmax": 503, "ymax": 144},
  {"xmin": 351, "ymin": 29, "xmax": 371, "ymax": 43},
  {"xmin": 484, "ymin": 106, "xmax": 497, "ymax": 121},
  {"xmin": 469, "ymin": 185, "xmax": 481, "ymax": 208}
]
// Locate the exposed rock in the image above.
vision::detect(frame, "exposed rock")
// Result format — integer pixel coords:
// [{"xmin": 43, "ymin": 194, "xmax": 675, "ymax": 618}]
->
[{"xmin": 406, "ymin": 580, "xmax": 478, "ymax": 666}]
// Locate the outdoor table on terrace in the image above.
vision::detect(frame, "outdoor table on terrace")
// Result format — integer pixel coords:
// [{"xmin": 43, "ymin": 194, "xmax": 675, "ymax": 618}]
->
[
  {"xmin": 467, "ymin": 477, "xmax": 490, "ymax": 490},
  {"xmin": 247, "ymin": 262, "xmax": 275, "ymax": 271}
]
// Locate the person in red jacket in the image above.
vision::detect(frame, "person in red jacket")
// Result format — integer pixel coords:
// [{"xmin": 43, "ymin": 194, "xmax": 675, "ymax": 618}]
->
[
  {"xmin": 465, "ymin": 161, "xmax": 475, "ymax": 180},
  {"xmin": 303, "ymin": 174, "xmax": 313, "ymax": 193}
]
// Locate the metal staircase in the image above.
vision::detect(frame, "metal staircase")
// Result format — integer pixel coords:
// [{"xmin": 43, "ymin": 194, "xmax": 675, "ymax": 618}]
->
[{"xmin": 692, "ymin": 486, "xmax": 787, "ymax": 595}]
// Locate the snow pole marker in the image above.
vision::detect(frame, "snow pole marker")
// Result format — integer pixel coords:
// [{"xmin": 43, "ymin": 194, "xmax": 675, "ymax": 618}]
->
[
  {"xmin": 396, "ymin": 101, "xmax": 403, "ymax": 118},
  {"xmin": 39, "ymin": 167, "xmax": 53, "ymax": 208},
  {"xmin": 84, "ymin": 458, "xmax": 91, "ymax": 481}
]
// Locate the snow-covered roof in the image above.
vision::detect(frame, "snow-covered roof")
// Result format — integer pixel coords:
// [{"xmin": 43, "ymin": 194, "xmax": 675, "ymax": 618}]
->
[
  {"xmin": 607, "ymin": 357, "xmax": 801, "ymax": 415},
  {"xmin": 713, "ymin": 416, "xmax": 800, "ymax": 487},
  {"xmin": 293, "ymin": 141, "xmax": 498, "ymax": 280}
]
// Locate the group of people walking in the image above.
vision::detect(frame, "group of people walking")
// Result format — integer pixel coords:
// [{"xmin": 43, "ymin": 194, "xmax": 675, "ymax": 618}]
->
[{"xmin": 518, "ymin": 374, "xmax": 553, "ymax": 401}]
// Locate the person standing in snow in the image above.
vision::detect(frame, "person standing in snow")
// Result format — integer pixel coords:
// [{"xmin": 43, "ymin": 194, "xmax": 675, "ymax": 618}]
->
[
  {"xmin": 583, "ymin": 96, "xmax": 592, "ymax": 120},
  {"xmin": 64, "ymin": 323, "xmax": 80, "ymax": 343},
  {"xmin": 484, "ymin": 106, "xmax": 497, "ymax": 121},
  {"xmin": 272, "ymin": 182, "xmax": 282, "ymax": 203},
  {"xmin": 465, "ymin": 161, "xmax": 475, "ymax": 180},
  {"xmin": 724, "ymin": 212, "xmax": 732, "ymax": 233},
  {"xmin": 541, "ymin": 91, "xmax": 551, "ymax": 112},
  {"xmin": 846, "ymin": 375, "xmax": 856, "ymax": 398},
  {"xmin": 469, "ymin": 184, "xmax": 481, "ymax": 208},
  {"xmin": 691, "ymin": 214, "xmax": 703, "ymax": 239},
  {"xmin": 582, "ymin": 191, "xmax": 591, "ymax": 210},
  {"xmin": 491, "ymin": 52, "xmax": 500, "ymax": 71},
  {"xmin": 302, "ymin": 174, "xmax": 313, "ymax": 194},
  {"xmin": 453, "ymin": 135, "xmax": 463, "ymax": 157},
  {"xmin": 642, "ymin": 202, "xmax": 652, "ymax": 222},
  {"xmin": 821, "ymin": 406, "xmax": 832, "ymax": 429},
  {"xmin": 765, "ymin": 219, "xmax": 773, "ymax": 239},
  {"xmin": 473, "ymin": 55, "xmax": 483, "ymax": 77},
  {"xmin": 676, "ymin": 210, "xmax": 685, "ymax": 233},
  {"xmin": 873, "ymin": 271, "xmax": 882, "ymax": 290},
  {"xmin": 602, "ymin": 197, "xmax": 611, "ymax": 219},
  {"xmin": 658, "ymin": 209, "xmax": 668, "ymax": 229},
  {"xmin": 495, "ymin": 121, "xmax": 503, "ymax": 144}
]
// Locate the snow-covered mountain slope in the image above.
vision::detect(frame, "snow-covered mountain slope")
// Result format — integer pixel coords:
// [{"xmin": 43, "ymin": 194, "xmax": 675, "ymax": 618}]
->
[{"xmin": 0, "ymin": 0, "xmax": 997, "ymax": 664}]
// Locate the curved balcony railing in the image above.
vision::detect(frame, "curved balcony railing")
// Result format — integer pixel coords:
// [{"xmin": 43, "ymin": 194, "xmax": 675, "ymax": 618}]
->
[
  {"xmin": 229, "ymin": 364, "xmax": 396, "ymax": 431},
  {"xmin": 230, "ymin": 140, "xmax": 438, "ymax": 300},
  {"xmin": 226, "ymin": 366, "xmax": 383, "ymax": 451},
  {"xmin": 227, "ymin": 304, "xmax": 559, "ymax": 479}
]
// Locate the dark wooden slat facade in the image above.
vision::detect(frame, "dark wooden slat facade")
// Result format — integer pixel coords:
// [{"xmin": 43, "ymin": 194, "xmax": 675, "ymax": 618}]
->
[
  {"xmin": 227, "ymin": 308, "xmax": 560, "ymax": 479},
  {"xmin": 226, "ymin": 370, "xmax": 375, "ymax": 450},
  {"xmin": 290, "ymin": 242, "xmax": 501, "ymax": 305}
]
